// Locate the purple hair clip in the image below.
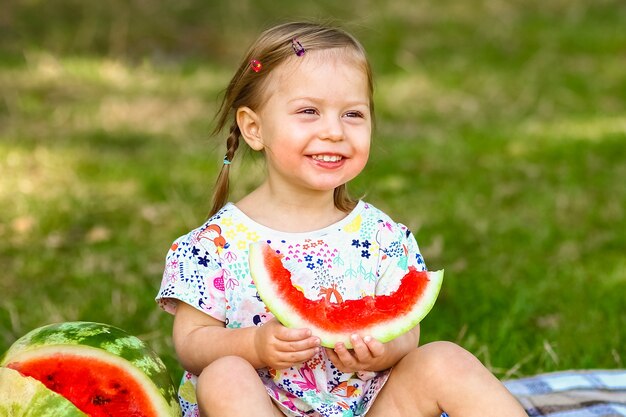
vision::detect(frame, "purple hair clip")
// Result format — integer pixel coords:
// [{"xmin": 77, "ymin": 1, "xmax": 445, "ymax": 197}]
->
[{"xmin": 291, "ymin": 38, "xmax": 305, "ymax": 56}]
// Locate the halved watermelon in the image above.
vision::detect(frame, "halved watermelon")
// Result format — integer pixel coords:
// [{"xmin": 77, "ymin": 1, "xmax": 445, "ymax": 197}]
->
[
  {"xmin": 0, "ymin": 322, "xmax": 181, "ymax": 417},
  {"xmin": 249, "ymin": 242, "xmax": 444, "ymax": 348}
]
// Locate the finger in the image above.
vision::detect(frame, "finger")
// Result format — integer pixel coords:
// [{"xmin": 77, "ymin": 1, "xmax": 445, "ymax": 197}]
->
[
  {"xmin": 325, "ymin": 347, "xmax": 339, "ymax": 363},
  {"xmin": 325, "ymin": 347, "xmax": 347, "ymax": 372},
  {"xmin": 276, "ymin": 326, "xmax": 313, "ymax": 342},
  {"xmin": 265, "ymin": 318, "xmax": 313, "ymax": 341},
  {"xmin": 277, "ymin": 336, "xmax": 320, "ymax": 353},
  {"xmin": 277, "ymin": 346, "xmax": 320, "ymax": 368},
  {"xmin": 350, "ymin": 334, "xmax": 373, "ymax": 362},
  {"xmin": 333, "ymin": 342, "xmax": 357, "ymax": 366},
  {"xmin": 363, "ymin": 336, "xmax": 385, "ymax": 357}
]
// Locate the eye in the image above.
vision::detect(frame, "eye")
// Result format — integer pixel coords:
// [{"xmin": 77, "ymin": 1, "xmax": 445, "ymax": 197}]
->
[
  {"xmin": 299, "ymin": 108, "xmax": 318, "ymax": 115},
  {"xmin": 344, "ymin": 110, "xmax": 365, "ymax": 118}
]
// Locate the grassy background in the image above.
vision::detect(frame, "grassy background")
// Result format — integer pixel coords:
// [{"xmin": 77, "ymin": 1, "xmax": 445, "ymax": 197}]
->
[{"xmin": 1, "ymin": 0, "xmax": 624, "ymax": 383}]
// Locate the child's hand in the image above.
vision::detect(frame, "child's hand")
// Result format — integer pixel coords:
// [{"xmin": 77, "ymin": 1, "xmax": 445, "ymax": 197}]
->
[
  {"xmin": 254, "ymin": 318, "xmax": 320, "ymax": 369},
  {"xmin": 325, "ymin": 334, "xmax": 386, "ymax": 373},
  {"xmin": 326, "ymin": 325, "xmax": 420, "ymax": 373}
]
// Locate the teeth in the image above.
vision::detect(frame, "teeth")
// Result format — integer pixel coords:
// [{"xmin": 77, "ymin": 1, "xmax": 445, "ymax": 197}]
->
[{"xmin": 312, "ymin": 155, "xmax": 342, "ymax": 162}]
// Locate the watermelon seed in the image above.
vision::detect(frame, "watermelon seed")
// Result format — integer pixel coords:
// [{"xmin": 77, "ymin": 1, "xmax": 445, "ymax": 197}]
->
[
  {"xmin": 44, "ymin": 373, "xmax": 60, "ymax": 390},
  {"xmin": 92, "ymin": 395, "xmax": 112, "ymax": 405}
]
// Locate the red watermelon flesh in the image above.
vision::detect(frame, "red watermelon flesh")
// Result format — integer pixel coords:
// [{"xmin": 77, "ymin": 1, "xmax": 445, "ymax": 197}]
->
[
  {"xmin": 267, "ymin": 247, "xmax": 428, "ymax": 330},
  {"xmin": 249, "ymin": 242, "xmax": 444, "ymax": 348},
  {"xmin": 7, "ymin": 354, "xmax": 155, "ymax": 417}
]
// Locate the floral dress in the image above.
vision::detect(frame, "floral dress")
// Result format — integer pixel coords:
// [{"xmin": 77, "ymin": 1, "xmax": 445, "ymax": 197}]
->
[{"xmin": 156, "ymin": 201, "xmax": 427, "ymax": 417}]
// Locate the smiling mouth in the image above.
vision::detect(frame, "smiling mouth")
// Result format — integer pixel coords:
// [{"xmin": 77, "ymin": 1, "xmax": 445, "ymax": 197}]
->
[{"xmin": 311, "ymin": 154, "xmax": 343, "ymax": 162}]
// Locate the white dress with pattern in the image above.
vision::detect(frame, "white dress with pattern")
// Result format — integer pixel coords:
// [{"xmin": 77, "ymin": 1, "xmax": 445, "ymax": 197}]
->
[{"xmin": 156, "ymin": 201, "xmax": 427, "ymax": 417}]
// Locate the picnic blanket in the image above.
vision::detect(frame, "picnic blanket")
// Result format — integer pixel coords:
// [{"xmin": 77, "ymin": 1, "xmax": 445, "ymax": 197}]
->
[
  {"xmin": 439, "ymin": 370, "xmax": 626, "ymax": 417},
  {"xmin": 504, "ymin": 369, "xmax": 626, "ymax": 417}
]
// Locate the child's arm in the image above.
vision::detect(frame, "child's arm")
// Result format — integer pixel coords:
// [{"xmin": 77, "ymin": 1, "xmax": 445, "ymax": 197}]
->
[
  {"xmin": 325, "ymin": 324, "xmax": 420, "ymax": 373},
  {"xmin": 173, "ymin": 301, "xmax": 321, "ymax": 374}
]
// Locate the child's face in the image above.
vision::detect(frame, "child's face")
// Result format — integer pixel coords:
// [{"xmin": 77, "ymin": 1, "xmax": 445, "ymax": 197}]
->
[{"xmin": 252, "ymin": 50, "xmax": 371, "ymax": 197}]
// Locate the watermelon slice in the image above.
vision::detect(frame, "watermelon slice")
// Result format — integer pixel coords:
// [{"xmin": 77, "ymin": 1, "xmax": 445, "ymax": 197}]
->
[
  {"xmin": 0, "ymin": 322, "xmax": 181, "ymax": 417},
  {"xmin": 249, "ymin": 242, "xmax": 444, "ymax": 348},
  {"xmin": 0, "ymin": 367, "xmax": 87, "ymax": 417}
]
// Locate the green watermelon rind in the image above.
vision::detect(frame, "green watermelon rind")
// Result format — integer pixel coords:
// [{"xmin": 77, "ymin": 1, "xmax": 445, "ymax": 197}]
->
[
  {"xmin": 0, "ymin": 367, "xmax": 88, "ymax": 417},
  {"xmin": 249, "ymin": 243, "xmax": 444, "ymax": 349},
  {"xmin": 0, "ymin": 322, "xmax": 180, "ymax": 417}
]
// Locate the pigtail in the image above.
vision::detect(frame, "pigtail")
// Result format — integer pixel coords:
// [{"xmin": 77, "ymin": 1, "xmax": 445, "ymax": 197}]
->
[
  {"xmin": 209, "ymin": 123, "xmax": 241, "ymax": 217},
  {"xmin": 334, "ymin": 184, "xmax": 358, "ymax": 212}
]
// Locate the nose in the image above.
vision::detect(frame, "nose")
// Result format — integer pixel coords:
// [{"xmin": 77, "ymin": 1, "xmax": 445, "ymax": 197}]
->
[{"xmin": 321, "ymin": 115, "xmax": 344, "ymax": 142}]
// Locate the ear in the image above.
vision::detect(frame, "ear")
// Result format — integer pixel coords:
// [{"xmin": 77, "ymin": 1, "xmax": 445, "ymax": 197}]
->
[{"xmin": 237, "ymin": 107, "xmax": 264, "ymax": 151}]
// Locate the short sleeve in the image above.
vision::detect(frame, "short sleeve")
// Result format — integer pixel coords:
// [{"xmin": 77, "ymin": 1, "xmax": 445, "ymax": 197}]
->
[
  {"xmin": 375, "ymin": 222, "xmax": 427, "ymax": 295},
  {"xmin": 156, "ymin": 231, "xmax": 227, "ymax": 321}
]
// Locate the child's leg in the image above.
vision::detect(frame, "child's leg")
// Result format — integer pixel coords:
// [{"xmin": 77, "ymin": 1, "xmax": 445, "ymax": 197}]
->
[
  {"xmin": 366, "ymin": 341, "xmax": 527, "ymax": 417},
  {"xmin": 196, "ymin": 356, "xmax": 284, "ymax": 417}
]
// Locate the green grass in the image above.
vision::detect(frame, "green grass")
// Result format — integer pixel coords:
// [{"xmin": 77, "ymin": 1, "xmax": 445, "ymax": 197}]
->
[{"xmin": 1, "ymin": 1, "xmax": 625, "ymax": 383}]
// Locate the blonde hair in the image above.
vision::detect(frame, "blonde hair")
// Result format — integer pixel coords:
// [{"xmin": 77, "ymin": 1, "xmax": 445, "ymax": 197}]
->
[{"xmin": 209, "ymin": 21, "xmax": 374, "ymax": 217}]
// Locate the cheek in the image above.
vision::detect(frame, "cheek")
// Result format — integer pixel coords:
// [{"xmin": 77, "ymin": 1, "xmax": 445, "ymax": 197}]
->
[
  {"xmin": 363, "ymin": 140, "xmax": 371, "ymax": 158},
  {"xmin": 358, "ymin": 145, "xmax": 371, "ymax": 171},
  {"xmin": 357, "ymin": 151, "xmax": 370, "ymax": 170},
  {"xmin": 358, "ymin": 137, "xmax": 371, "ymax": 160},
  {"xmin": 350, "ymin": 143, "xmax": 370, "ymax": 174}
]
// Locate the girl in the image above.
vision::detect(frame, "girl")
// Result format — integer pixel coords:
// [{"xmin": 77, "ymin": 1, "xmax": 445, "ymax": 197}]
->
[{"xmin": 157, "ymin": 22, "xmax": 526, "ymax": 417}]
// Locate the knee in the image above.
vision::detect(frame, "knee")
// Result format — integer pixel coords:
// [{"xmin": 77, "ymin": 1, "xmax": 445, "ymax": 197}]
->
[
  {"xmin": 196, "ymin": 356, "xmax": 258, "ymax": 400},
  {"xmin": 408, "ymin": 341, "xmax": 484, "ymax": 380}
]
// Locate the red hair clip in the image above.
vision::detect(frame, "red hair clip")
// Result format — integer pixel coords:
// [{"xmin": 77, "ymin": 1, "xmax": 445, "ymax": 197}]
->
[{"xmin": 249, "ymin": 59, "xmax": 262, "ymax": 72}]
